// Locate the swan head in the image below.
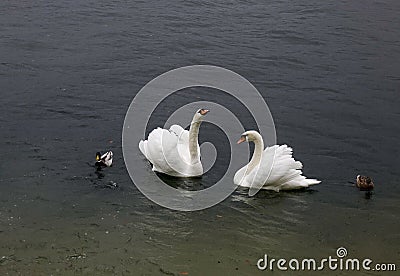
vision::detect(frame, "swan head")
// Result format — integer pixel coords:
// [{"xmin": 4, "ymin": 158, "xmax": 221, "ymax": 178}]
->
[
  {"xmin": 192, "ymin": 108, "xmax": 209, "ymax": 123},
  {"xmin": 237, "ymin": 130, "xmax": 262, "ymax": 144}
]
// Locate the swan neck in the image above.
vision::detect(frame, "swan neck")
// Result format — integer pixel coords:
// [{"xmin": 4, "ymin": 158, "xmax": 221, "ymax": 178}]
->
[
  {"xmin": 189, "ymin": 121, "xmax": 201, "ymax": 163},
  {"xmin": 246, "ymin": 135, "xmax": 264, "ymax": 175}
]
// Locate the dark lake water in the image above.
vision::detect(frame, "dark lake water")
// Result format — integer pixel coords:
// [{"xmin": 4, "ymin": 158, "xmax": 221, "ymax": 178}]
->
[{"xmin": 1, "ymin": 0, "xmax": 400, "ymax": 275}]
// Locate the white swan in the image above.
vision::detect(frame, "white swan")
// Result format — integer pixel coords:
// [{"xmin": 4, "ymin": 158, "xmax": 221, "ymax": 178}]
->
[
  {"xmin": 234, "ymin": 130, "xmax": 320, "ymax": 192},
  {"xmin": 139, "ymin": 109, "xmax": 209, "ymax": 177}
]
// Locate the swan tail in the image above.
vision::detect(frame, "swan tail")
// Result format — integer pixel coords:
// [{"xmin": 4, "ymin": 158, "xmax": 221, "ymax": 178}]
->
[
  {"xmin": 278, "ymin": 176, "xmax": 315, "ymax": 190},
  {"xmin": 305, "ymin": 178, "xmax": 321, "ymax": 186}
]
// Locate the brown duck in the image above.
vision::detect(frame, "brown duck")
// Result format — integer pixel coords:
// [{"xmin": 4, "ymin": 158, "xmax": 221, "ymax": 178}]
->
[{"xmin": 356, "ymin": 175, "xmax": 374, "ymax": 190}]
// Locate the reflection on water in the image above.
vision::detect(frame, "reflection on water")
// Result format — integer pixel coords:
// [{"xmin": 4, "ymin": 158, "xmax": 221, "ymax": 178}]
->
[
  {"xmin": 157, "ymin": 173, "xmax": 205, "ymax": 191},
  {"xmin": 363, "ymin": 191, "xmax": 373, "ymax": 200}
]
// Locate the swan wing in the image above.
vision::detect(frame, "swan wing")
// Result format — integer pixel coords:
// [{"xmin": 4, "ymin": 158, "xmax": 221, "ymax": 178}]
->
[
  {"xmin": 169, "ymin": 124, "xmax": 201, "ymax": 162},
  {"xmin": 247, "ymin": 145, "xmax": 319, "ymax": 193},
  {"xmin": 139, "ymin": 126, "xmax": 201, "ymax": 176},
  {"xmin": 169, "ymin": 125, "xmax": 192, "ymax": 163},
  {"xmin": 268, "ymin": 145, "xmax": 320, "ymax": 189},
  {"xmin": 143, "ymin": 127, "xmax": 177, "ymax": 173}
]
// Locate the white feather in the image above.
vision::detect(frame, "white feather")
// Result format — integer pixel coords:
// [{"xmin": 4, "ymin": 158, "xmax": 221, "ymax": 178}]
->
[{"xmin": 138, "ymin": 111, "xmax": 207, "ymax": 177}]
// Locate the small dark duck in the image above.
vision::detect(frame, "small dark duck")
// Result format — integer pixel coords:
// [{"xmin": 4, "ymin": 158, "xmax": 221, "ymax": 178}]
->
[
  {"xmin": 95, "ymin": 151, "xmax": 113, "ymax": 170},
  {"xmin": 356, "ymin": 175, "xmax": 374, "ymax": 191}
]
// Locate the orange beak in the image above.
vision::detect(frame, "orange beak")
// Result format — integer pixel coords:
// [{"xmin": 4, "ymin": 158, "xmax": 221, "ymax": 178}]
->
[
  {"xmin": 237, "ymin": 136, "xmax": 246, "ymax": 144},
  {"xmin": 200, "ymin": 109, "xmax": 209, "ymax": 115}
]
